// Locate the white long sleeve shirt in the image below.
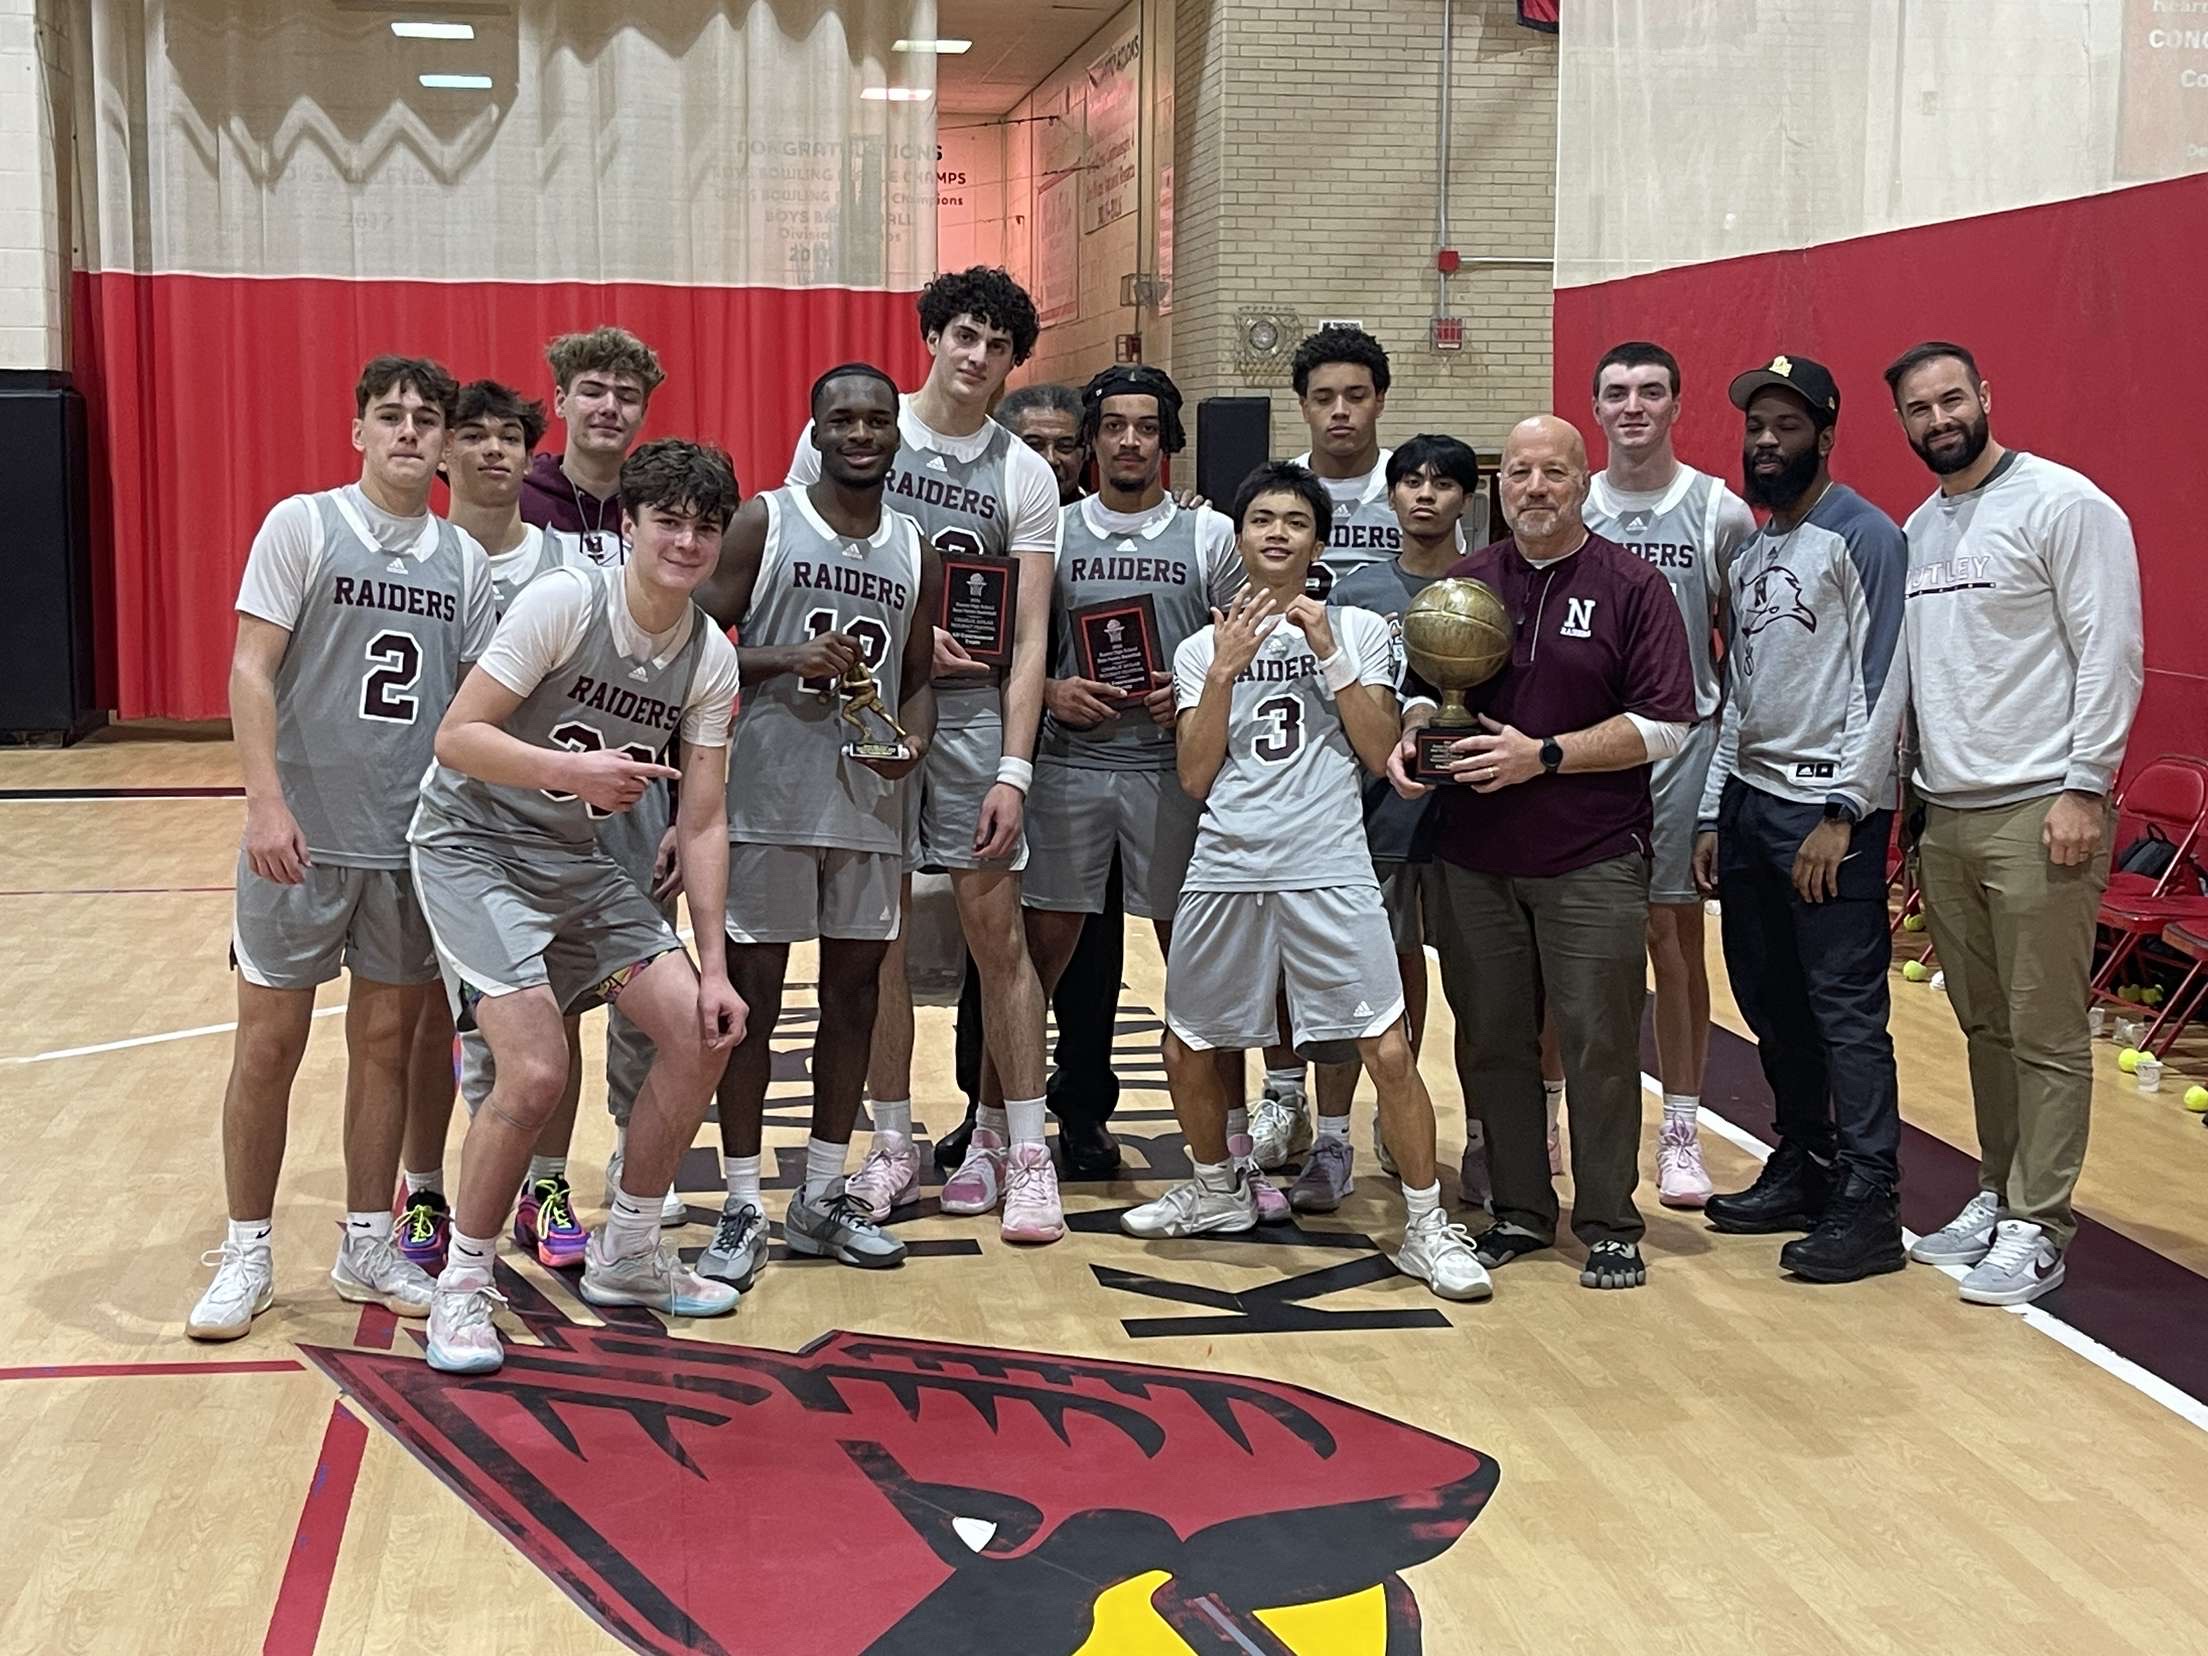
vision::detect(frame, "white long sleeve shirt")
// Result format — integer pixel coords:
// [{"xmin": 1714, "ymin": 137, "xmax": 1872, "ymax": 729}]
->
[{"xmin": 1901, "ymin": 451, "xmax": 2142, "ymax": 809}]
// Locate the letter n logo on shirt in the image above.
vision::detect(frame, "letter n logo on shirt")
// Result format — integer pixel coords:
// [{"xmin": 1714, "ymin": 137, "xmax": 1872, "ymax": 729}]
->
[{"xmin": 1559, "ymin": 597, "xmax": 1596, "ymax": 639}]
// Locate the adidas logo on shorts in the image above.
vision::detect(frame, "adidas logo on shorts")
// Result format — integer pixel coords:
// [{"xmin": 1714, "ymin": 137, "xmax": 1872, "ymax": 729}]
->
[{"xmin": 1354, "ymin": 1000, "xmax": 1373, "ymax": 1017}]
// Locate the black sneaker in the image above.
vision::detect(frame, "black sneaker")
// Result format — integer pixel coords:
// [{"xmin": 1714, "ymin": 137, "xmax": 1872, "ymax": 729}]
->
[
  {"xmin": 1779, "ymin": 1173, "xmax": 1906, "ymax": 1283},
  {"xmin": 1054, "ymin": 1117, "xmax": 1123, "ymax": 1181},
  {"xmin": 1472, "ymin": 1223, "xmax": 1552, "ymax": 1270},
  {"xmin": 1579, "ymin": 1239, "xmax": 1647, "ymax": 1290},
  {"xmin": 1705, "ymin": 1140, "xmax": 1833, "ymax": 1234},
  {"xmin": 931, "ymin": 1109, "xmax": 979, "ymax": 1175}
]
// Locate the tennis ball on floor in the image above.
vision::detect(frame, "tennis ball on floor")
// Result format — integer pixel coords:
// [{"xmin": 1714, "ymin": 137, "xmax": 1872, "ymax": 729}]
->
[
  {"xmin": 2118, "ymin": 984, "xmax": 2144, "ymax": 1003},
  {"xmin": 2142, "ymin": 986, "xmax": 2166, "ymax": 1007},
  {"xmin": 1902, "ymin": 912, "xmax": 1926, "ymax": 932},
  {"xmin": 2117, "ymin": 1048, "xmax": 2142, "ymax": 1073},
  {"xmin": 1902, "ymin": 960, "xmax": 1930, "ymax": 982},
  {"xmin": 2184, "ymin": 1084, "xmax": 2208, "ymax": 1113}
]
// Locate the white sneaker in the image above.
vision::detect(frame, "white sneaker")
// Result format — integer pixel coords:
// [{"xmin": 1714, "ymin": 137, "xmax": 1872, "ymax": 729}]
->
[
  {"xmin": 185, "ymin": 1237, "xmax": 275, "ymax": 1342},
  {"xmin": 1121, "ymin": 1175, "xmax": 1259, "ymax": 1239},
  {"xmin": 330, "ymin": 1229, "xmax": 434, "ymax": 1317},
  {"xmin": 1656, "ymin": 1115, "xmax": 1713, "ymax": 1209},
  {"xmin": 580, "ymin": 1230, "xmax": 740, "ymax": 1317},
  {"xmin": 1393, "ymin": 1208, "xmax": 1494, "ymax": 1302},
  {"xmin": 1249, "ymin": 1092, "xmax": 1312, "ymax": 1171},
  {"xmin": 426, "ymin": 1277, "xmax": 507, "ymax": 1374},
  {"xmin": 847, "ymin": 1132, "xmax": 921, "ymax": 1221},
  {"xmin": 604, "ymin": 1147, "xmax": 690, "ymax": 1227},
  {"xmin": 1908, "ymin": 1189, "xmax": 2001, "ymax": 1266},
  {"xmin": 1958, "ymin": 1220, "xmax": 2065, "ymax": 1306}
]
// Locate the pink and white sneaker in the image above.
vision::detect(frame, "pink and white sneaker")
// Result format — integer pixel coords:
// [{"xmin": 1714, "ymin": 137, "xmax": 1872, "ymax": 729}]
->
[
  {"xmin": 847, "ymin": 1133, "xmax": 920, "ymax": 1222},
  {"xmin": 1000, "ymin": 1143, "xmax": 1065, "ymax": 1244},
  {"xmin": 1228, "ymin": 1132, "xmax": 1291, "ymax": 1224},
  {"xmin": 1657, "ymin": 1114, "xmax": 1713, "ymax": 1209},
  {"xmin": 939, "ymin": 1127, "xmax": 1007, "ymax": 1216}
]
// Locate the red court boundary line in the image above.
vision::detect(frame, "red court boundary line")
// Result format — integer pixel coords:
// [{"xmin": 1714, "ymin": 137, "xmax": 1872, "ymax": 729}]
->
[{"xmin": 0, "ymin": 1358, "xmax": 302, "ymax": 1380}]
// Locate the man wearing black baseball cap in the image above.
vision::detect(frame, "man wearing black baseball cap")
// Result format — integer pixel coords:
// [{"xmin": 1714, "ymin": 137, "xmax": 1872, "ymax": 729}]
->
[{"xmin": 1690, "ymin": 353, "xmax": 1911, "ymax": 1282}]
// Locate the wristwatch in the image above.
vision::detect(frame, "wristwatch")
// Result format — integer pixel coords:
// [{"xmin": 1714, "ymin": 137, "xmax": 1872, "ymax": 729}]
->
[{"xmin": 1539, "ymin": 737, "xmax": 1564, "ymax": 775}]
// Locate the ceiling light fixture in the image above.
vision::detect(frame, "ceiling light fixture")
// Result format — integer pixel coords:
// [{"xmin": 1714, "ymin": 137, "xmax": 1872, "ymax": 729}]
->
[
  {"xmin": 419, "ymin": 72, "xmax": 493, "ymax": 89},
  {"xmin": 893, "ymin": 38, "xmax": 972, "ymax": 53},
  {"xmin": 860, "ymin": 87, "xmax": 932, "ymax": 102},
  {"xmin": 391, "ymin": 21, "xmax": 475, "ymax": 40}
]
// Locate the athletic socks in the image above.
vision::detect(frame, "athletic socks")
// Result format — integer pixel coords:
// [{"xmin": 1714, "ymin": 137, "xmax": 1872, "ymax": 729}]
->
[
  {"xmin": 403, "ymin": 1167, "xmax": 444, "ymax": 1199},
  {"xmin": 1402, "ymin": 1179, "xmax": 1442, "ymax": 1223},
  {"xmin": 1194, "ymin": 1158, "xmax": 1237, "ymax": 1194},
  {"xmin": 525, "ymin": 1155, "xmax": 567, "ymax": 1187},
  {"xmin": 344, "ymin": 1209, "xmax": 393, "ymax": 1245},
  {"xmin": 976, "ymin": 1103, "xmax": 1010, "ymax": 1139},
  {"xmin": 1662, "ymin": 1093, "xmax": 1699, "ymax": 1127},
  {"xmin": 802, "ymin": 1136, "xmax": 848, "ymax": 1204},
  {"xmin": 1543, "ymin": 1079, "xmax": 1564, "ymax": 1132},
  {"xmin": 604, "ymin": 1191, "xmax": 658, "ymax": 1261},
  {"xmin": 1005, "ymin": 1097, "xmax": 1047, "ymax": 1148},
  {"xmin": 1265, "ymin": 1065, "xmax": 1307, "ymax": 1105},
  {"xmin": 1317, "ymin": 1114, "xmax": 1352, "ymax": 1143},
  {"xmin": 228, "ymin": 1217, "xmax": 272, "ymax": 1252},
  {"xmin": 1225, "ymin": 1105, "xmax": 1250, "ymax": 1140},
  {"xmin": 446, "ymin": 1228, "xmax": 496, "ymax": 1284},
  {"xmin": 872, "ymin": 1097, "xmax": 913, "ymax": 1140},
  {"xmin": 723, "ymin": 1153, "xmax": 763, "ymax": 1211}
]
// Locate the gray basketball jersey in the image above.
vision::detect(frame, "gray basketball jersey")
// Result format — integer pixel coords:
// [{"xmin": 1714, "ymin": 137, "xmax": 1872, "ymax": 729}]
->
[
  {"xmin": 1174, "ymin": 606, "xmax": 1392, "ymax": 893},
  {"xmin": 1291, "ymin": 448, "xmax": 1401, "ymax": 590},
  {"xmin": 1044, "ymin": 498, "xmax": 1239, "ymax": 771},
  {"xmin": 275, "ymin": 490, "xmax": 473, "ymax": 868},
  {"xmin": 1584, "ymin": 467, "xmax": 1733, "ymax": 719},
  {"xmin": 416, "ymin": 566, "xmax": 711, "ymax": 855},
  {"xmin": 1330, "ymin": 559, "xmax": 1442, "ymax": 862},
  {"xmin": 726, "ymin": 486, "xmax": 923, "ymax": 853},
  {"xmin": 485, "ymin": 525, "xmax": 579, "ymax": 620},
  {"xmin": 884, "ymin": 420, "xmax": 1016, "ymax": 731}
]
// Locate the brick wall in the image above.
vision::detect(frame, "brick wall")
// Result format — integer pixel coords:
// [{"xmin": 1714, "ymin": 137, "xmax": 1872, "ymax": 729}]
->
[
  {"xmin": 1171, "ymin": 0, "xmax": 1557, "ymax": 467},
  {"xmin": 0, "ymin": 0, "xmax": 69, "ymax": 371}
]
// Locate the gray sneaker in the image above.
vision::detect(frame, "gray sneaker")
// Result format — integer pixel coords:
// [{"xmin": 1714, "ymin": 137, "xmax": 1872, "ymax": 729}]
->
[
  {"xmin": 1908, "ymin": 1189, "xmax": 2000, "ymax": 1266},
  {"xmin": 699, "ymin": 1200, "xmax": 771, "ymax": 1292},
  {"xmin": 784, "ymin": 1181, "xmax": 908, "ymax": 1269},
  {"xmin": 579, "ymin": 1232, "xmax": 740, "ymax": 1317},
  {"xmin": 1957, "ymin": 1219, "xmax": 2065, "ymax": 1306},
  {"xmin": 1290, "ymin": 1136, "xmax": 1356, "ymax": 1213}
]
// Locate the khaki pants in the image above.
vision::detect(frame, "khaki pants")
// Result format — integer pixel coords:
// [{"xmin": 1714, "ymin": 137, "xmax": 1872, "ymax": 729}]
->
[{"xmin": 1918, "ymin": 795, "xmax": 2108, "ymax": 1248}]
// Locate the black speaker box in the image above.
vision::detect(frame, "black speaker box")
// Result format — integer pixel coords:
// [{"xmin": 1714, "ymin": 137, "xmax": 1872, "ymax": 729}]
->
[
  {"xmin": 0, "ymin": 370, "xmax": 101, "ymax": 743},
  {"xmin": 1195, "ymin": 395, "xmax": 1272, "ymax": 509}
]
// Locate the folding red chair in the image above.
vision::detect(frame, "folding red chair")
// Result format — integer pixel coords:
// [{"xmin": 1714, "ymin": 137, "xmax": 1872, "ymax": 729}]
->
[
  {"xmin": 2142, "ymin": 921, "xmax": 2208, "ymax": 1060},
  {"xmin": 2089, "ymin": 756, "xmax": 2208, "ymax": 1007}
]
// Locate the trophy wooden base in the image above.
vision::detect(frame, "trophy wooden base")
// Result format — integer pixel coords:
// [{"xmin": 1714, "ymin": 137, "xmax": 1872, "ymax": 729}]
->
[
  {"xmin": 1414, "ymin": 725, "xmax": 1473, "ymax": 785},
  {"xmin": 843, "ymin": 739, "xmax": 912, "ymax": 763}
]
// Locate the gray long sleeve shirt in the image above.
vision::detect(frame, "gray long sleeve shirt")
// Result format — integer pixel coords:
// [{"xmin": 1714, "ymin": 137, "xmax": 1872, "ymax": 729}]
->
[
  {"xmin": 1699, "ymin": 483, "xmax": 1909, "ymax": 826},
  {"xmin": 1901, "ymin": 451, "xmax": 2142, "ymax": 809}
]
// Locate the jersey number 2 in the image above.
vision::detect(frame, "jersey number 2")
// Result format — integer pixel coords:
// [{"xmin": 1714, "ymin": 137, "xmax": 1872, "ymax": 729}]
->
[
  {"xmin": 542, "ymin": 721, "xmax": 663, "ymax": 820},
  {"xmin": 1253, "ymin": 694, "xmax": 1305, "ymax": 764},
  {"xmin": 359, "ymin": 631, "xmax": 423, "ymax": 724}
]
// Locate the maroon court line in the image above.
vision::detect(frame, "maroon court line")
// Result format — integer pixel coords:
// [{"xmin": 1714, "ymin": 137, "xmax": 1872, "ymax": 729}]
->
[{"xmin": 0, "ymin": 1358, "xmax": 302, "ymax": 1380}]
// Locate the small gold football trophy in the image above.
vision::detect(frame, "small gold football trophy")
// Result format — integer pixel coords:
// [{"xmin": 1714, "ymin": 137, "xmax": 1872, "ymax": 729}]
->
[{"xmin": 836, "ymin": 659, "xmax": 912, "ymax": 763}]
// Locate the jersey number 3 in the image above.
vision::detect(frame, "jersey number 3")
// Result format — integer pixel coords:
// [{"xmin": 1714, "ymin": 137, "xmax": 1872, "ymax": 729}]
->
[
  {"xmin": 359, "ymin": 631, "xmax": 423, "ymax": 724},
  {"xmin": 542, "ymin": 721, "xmax": 663, "ymax": 820},
  {"xmin": 1253, "ymin": 694, "xmax": 1305, "ymax": 764}
]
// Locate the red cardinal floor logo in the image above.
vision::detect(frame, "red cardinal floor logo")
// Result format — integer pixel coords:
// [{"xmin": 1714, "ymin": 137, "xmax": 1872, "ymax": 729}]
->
[{"xmin": 302, "ymin": 1273, "xmax": 1499, "ymax": 1654}]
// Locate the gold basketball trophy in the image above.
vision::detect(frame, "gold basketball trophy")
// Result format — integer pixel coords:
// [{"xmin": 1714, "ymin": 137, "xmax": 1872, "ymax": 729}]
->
[
  {"xmin": 1400, "ymin": 578, "xmax": 1512, "ymax": 783},
  {"xmin": 836, "ymin": 659, "xmax": 912, "ymax": 763}
]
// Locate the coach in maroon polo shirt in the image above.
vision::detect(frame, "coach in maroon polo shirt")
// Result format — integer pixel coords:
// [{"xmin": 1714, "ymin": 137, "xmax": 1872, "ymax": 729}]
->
[{"xmin": 1389, "ymin": 415, "xmax": 1695, "ymax": 1290}]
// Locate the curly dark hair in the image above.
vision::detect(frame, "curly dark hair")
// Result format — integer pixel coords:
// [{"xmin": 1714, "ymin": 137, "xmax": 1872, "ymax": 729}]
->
[
  {"xmin": 544, "ymin": 326, "xmax": 666, "ymax": 397},
  {"xmin": 1078, "ymin": 365, "xmax": 1187, "ymax": 454},
  {"xmin": 354, "ymin": 355, "xmax": 459, "ymax": 422},
  {"xmin": 453, "ymin": 379, "xmax": 548, "ymax": 452},
  {"xmin": 1229, "ymin": 460, "xmax": 1333, "ymax": 542},
  {"xmin": 1290, "ymin": 325, "xmax": 1391, "ymax": 399},
  {"xmin": 917, "ymin": 266, "xmax": 1040, "ymax": 365},
  {"xmin": 619, "ymin": 438, "xmax": 741, "ymax": 531}
]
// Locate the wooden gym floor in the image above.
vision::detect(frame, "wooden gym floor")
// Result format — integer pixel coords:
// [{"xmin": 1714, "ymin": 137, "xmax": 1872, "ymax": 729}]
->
[{"xmin": 5, "ymin": 725, "xmax": 2208, "ymax": 1655}]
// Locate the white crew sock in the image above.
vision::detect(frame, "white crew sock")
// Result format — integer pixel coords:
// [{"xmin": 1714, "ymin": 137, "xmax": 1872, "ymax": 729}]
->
[
  {"xmin": 343, "ymin": 1210, "xmax": 393, "ymax": 1247},
  {"xmin": 1265, "ymin": 1065, "xmax": 1307, "ymax": 1103},
  {"xmin": 228, "ymin": 1217, "xmax": 272, "ymax": 1252},
  {"xmin": 1317, "ymin": 1114, "xmax": 1352, "ymax": 1142},
  {"xmin": 872, "ymin": 1098, "xmax": 913, "ymax": 1140},
  {"xmin": 1543, "ymin": 1080, "xmax": 1564, "ymax": 1132},
  {"xmin": 723, "ymin": 1153, "xmax": 762, "ymax": 1211},
  {"xmin": 803, "ymin": 1136, "xmax": 848, "ymax": 1203},
  {"xmin": 1005, "ymin": 1097, "xmax": 1047, "ymax": 1148},
  {"xmin": 612, "ymin": 1123, "xmax": 628, "ymax": 1158},
  {"xmin": 1402, "ymin": 1179, "xmax": 1442, "ymax": 1222},
  {"xmin": 403, "ymin": 1167, "xmax": 443, "ymax": 1198},
  {"xmin": 444, "ymin": 1228, "xmax": 496, "ymax": 1285},
  {"xmin": 976, "ymin": 1104, "xmax": 1009, "ymax": 1139},
  {"xmin": 604, "ymin": 1190, "xmax": 658, "ymax": 1260},
  {"xmin": 1225, "ymin": 1105, "xmax": 1250, "ymax": 1141},
  {"xmin": 1194, "ymin": 1158, "xmax": 1236, "ymax": 1194},
  {"xmin": 1662, "ymin": 1093, "xmax": 1700, "ymax": 1127}
]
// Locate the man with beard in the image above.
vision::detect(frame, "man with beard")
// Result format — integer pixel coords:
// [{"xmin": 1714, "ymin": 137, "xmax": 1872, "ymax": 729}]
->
[
  {"xmin": 1886, "ymin": 341, "xmax": 2142, "ymax": 1307},
  {"xmin": 1689, "ymin": 355, "xmax": 1910, "ymax": 1282},
  {"xmin": 1389, "ymin": 416, "xmax": 1695, "ymax": 1291},
  {"xmin": 1584, "ymin": 343, "xmax": 1757, "ymax": 1209},
  {"xmin": 696, "ymin": 364, "xmax": 939, "ymax": 1277}
]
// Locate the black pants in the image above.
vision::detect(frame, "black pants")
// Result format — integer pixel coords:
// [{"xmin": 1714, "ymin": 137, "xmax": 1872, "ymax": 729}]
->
[
  {"xmin": 1715, "ymin": 780, "xmax": 1901, "ymax": 1188},
  {"xmin": 953, "ymin": 852, "xmax": 1125, "ymax": 1125}
]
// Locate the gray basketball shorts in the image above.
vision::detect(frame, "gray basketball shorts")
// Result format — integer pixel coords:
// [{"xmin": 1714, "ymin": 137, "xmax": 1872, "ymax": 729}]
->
[
  {"xmin": 1649, "ymin": 717, "xmax": 1719, "ymax": 905},
  {"xmin": 725, "ymin": 840, "xmax": 903, "ymax": 944},
  {"xmin": 1374, "ymin": 858, "xmax": 1443, "ymax": 955},
  {"xmin": 1164, "ymin": 884, "xmax": 1407, "ymax": 1053},
  {"xmin": 230, "ymin": 854, "xmax": 437, "ymax": 991},
  {"xmin": 409, "ymin": 837, "xmax": 683, "ymax": 1019},
  {"xmin": 909, "ymin": 716, "xmax": 1029, "ymax": 874},
  {"xmin": 1023, "ymin": 762, "xmax": 1201, "ymax": 921}
]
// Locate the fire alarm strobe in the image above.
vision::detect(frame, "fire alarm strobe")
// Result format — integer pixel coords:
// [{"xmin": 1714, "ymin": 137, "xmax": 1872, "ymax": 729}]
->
[{"xmin": 1436, "ymin": 248, "xmax": 1461, "ymax": 274}]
